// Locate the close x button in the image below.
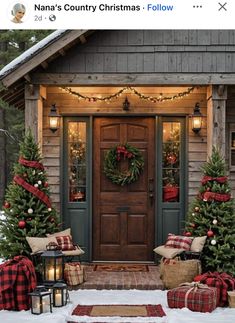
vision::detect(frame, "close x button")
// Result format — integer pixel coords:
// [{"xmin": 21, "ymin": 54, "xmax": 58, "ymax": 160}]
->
[{"xmin": 218, "ymin": 2, "xmax": 227, "ymax": 11}]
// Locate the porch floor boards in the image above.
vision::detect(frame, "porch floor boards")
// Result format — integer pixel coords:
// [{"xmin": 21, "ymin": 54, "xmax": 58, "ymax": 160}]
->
[{"xmin": 75, "ymin": 264, "xmax": 164, "ymax": 290}]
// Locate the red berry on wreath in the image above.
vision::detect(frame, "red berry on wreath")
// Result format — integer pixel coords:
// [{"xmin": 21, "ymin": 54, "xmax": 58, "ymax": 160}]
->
[
  {"xmin": 3, "ymin": 201, "xmax": 10, "ymax": 209},
  {"xmin": 44, "ymin": 182, "xmax": 49, "ymax": 188},
  {"xmin": 18, "ymin": 220, "xmax": 26, "ymax": 229},
  {"xmin": 185, "ymin": 231, "xmax": 192, "ymax": 237},
  {"xmin": 207, "ymin": 230, "xmax": 214, "ymax": 237}
]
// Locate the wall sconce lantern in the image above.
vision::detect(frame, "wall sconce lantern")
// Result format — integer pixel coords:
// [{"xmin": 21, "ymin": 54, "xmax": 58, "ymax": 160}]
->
[
  {"xmin": 41, "ymin": 244, "xmax": 64, "ymax": 286},
  {"xmin": 53, "ymin": 282, "xmax": 69, "ymax": 307},
  {"xmin": 49, "ymin": 104, "xmax": 61, "ymax": 132},
  {"xmin": 191, "ymin": 102, "xmax": 203, "ymax": 133},
  {"xmin": 123, "ymin": 97, "xmax": 130, "ymax": 111},
  {"xmin": 29, "ymin": 286, "xmax": 52, "ymax": 315}
]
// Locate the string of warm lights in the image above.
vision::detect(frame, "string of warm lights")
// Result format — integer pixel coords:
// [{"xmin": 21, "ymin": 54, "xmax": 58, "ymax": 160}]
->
[{"xmin": 60, "ymin": 86, "xmax": 196, "ymax": 103}]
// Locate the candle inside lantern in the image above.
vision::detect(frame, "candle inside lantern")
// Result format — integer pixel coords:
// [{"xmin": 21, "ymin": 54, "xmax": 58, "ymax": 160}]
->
[
  {"xmin": 48, "ymin": 267, "xmax": 59, "ymax": 280},
  {"xmin": 55, "ymin": 292, "xmax": 62, "ymax": 306},
  {"xmin": 32, "ymin": 296, "xmax": 41, "ymax": 314}
]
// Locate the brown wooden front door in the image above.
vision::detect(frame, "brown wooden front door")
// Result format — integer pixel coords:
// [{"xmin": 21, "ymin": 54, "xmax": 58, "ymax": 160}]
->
[{"xmin": 93, "ymin": 117, "xmax": 155, "ymax": 261}]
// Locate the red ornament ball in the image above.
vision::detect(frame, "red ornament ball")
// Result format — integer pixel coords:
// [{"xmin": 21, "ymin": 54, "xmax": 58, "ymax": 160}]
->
[
  {"xmin": 194, "ymin": 206, "xmax": 200, "ymax": 212},
  {"xmin": 207, "ymin": 230, "xmax": 214, "ymax": 237},
  {"xmin": 18, "ymin": 220, "xmax": 26, "ymax": 229},
  {"xmin": 166, "ymin": 153, "xmax": 177, "ymax": 164},
  {"xmin": 185, "ymin": 231, "xmax": 192, "ymax": 237},
  {"xmin": 3, "ymin": 201, "xmax": 10, "ymax": 209},
  {"xmin": 44, "ymin": 182, "xmax": 49, "ymax": 188}
]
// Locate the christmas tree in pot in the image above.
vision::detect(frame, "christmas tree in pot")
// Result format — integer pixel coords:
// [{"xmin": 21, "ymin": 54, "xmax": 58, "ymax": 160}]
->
[
  {"xmin": 185, "ymin": 147, "xmax": 235, "ymax": 275},
  {"xmin": 0, "ymin": 130, "xmax": 59, "ymax": 259}
]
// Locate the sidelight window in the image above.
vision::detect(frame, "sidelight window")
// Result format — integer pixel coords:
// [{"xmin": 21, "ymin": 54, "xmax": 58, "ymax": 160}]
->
[
  {"xmin": 162, "ymin": 122, "xmax": 180, "ymax": 202},
  {"xmin": 68, "ymin": 122, "xmax": 87, "ymax": 202}
]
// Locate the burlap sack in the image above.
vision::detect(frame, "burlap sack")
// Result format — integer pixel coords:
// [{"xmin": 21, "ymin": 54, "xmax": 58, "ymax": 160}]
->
[
  {"xmin": 64, "ymin": 262, "xmax": 86, "ymax": 286},
  {"xmin": 160, "ymin": 258, "xmax": 201, "ymax": 289}
]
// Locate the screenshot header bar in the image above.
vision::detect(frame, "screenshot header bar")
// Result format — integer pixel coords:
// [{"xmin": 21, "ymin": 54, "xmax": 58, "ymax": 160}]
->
[{"xmin": 0, "ymin": 1, "xmax": 234, "ymax": 29}]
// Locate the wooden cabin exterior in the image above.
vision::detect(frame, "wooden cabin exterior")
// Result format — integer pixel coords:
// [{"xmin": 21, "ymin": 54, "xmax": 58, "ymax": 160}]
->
[{"xmin": 1, "ymin": 30, "xmax": 235, "ymax": 262}]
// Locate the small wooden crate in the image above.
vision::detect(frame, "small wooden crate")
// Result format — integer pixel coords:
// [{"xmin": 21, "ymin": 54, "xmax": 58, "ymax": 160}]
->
[{"xmin": 228, "ymin": 291, "xmax": 235, "ymax": 308}]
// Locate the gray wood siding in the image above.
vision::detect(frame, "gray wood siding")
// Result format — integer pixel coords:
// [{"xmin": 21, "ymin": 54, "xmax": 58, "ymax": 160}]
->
[
  {"xmin": 42, "ymin": 86, "xmax": 207, "ymax": 210},
  {"xmin": 47, "ymin": 30, "xmax": 235, "ymax": 74}
]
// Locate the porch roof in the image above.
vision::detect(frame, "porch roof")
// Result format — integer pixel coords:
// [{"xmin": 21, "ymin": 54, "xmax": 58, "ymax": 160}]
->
[{"xmin": 0, "ymin": 30, "xmax": 90, "ymax": 108}]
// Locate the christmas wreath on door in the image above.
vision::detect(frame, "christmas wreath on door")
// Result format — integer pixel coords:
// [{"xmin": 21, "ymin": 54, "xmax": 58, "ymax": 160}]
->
[{"xmin": 103, "ymin": 143, "xmax": 144, "ymax": 186}]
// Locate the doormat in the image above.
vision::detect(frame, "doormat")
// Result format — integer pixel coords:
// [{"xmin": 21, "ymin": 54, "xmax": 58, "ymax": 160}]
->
[
  {"xmin": 70, "ymin": 304, "xmax": 166, "ymax": 317},
  {"xmin": 93, "ymin": 264, "xmax": 149, "ymax": 272}
]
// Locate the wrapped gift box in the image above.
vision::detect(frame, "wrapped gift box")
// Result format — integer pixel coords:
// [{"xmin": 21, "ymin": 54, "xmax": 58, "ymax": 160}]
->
[{"xmin": 167, "ymin": 283, "xmax": 217, "ymax": 313}]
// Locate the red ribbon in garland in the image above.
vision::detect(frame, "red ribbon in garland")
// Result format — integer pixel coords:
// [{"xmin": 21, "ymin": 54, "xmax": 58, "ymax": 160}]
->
[
  {"xmin": 201, "ymin": 176, "xmax": 227, "ymax": 185},
  {"xmin": 202, "ymin": 191, "xmax": 231, "ymax": 202},
  {"xmin": 19, "ymin": 158, "xmax": 44, "ymax": 170},
  {"xmin": 14, "ymin": 175, "xmax": 51, "ymax": 208}
]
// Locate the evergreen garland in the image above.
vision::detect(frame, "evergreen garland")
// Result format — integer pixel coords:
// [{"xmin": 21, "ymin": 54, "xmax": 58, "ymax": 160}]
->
[{"xmin": 104, "ymin": 143, "xmax": 144, "ymax": 186}]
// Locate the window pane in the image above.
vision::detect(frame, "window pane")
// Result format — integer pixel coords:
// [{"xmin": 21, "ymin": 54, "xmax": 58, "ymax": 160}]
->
[
  {"xmin": 162, "ymin": 122, "xmax": 180, "ymax": 202},
  {"xmin": 68, "ymin": 122, "xmax": 86, "ymax": 202}
]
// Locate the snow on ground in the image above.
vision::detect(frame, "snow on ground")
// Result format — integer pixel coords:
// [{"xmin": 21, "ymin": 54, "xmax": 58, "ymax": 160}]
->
[{"xmin": 0, "ymin": 289, "xmax": 234, "ymax": 323}]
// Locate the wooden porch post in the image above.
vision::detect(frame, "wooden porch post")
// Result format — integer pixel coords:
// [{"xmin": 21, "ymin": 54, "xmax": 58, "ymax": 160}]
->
[
  {"xmin": 25, "ymin": 85, "xmax": 46, "ymax": 150},
  {"xmin": 207, "ymin": 85, "xmax": 227, "ymax": 158}
]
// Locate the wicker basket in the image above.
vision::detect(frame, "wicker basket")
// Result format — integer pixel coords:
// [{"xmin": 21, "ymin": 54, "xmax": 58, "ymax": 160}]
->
[
  {"xmin": 228, "ymin": 291, "xmax": 235, "ymax": 308},
  {"xmin": 160, "ymin": 258, "xmax": 201, "ymax": 289}
]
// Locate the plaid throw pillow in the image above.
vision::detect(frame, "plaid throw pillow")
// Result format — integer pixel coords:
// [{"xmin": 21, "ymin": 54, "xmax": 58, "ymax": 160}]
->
[
  {"xmin": 56, "ymin": 235, "xmax": 76, "ymax": 251},
  {"xmin": 165, "ymin": 234, "xmax": 192, "ymax": 251}
]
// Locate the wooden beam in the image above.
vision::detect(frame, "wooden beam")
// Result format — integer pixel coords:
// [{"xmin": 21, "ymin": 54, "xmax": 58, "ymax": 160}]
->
[
  {"xmin": 25, "ymin": 84, "xmax": 43, "ymax": 150},
  {"xmin": 207, "ymin": 85, "xmax": 227, "ymax": 158},
  {"xmin": 41, "ymin": 61, "xmax": 48, "ymax": 69},
  {"xmin": 31, "ymin": 73, "xmax": 235, "ymax": 85},
  {"xmin": 24, "ymin": 74, "xmax": 31, "ymax": 82},
  {"xmin": 59, "ymin": 49, "xmax": 66, "ymax": 56},
  {"xmin": 2, "ymin": 30, "xmax": 89, "ymax": 87},
  {"xmin": 79, "ymin": 35, "xmax": 86, "ymax": 44}
]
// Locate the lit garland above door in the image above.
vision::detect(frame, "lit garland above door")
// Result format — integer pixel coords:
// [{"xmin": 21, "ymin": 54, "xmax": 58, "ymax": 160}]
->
[{"xmin": 60, "ymin": 86, "xmax": 197, "ymax": 104}]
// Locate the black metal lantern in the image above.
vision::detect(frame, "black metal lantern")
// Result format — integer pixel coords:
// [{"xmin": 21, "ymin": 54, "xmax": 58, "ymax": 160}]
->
[
  {"xmin": 191, "ymin": 102, "xmax": 203, "ymax": 133},
  {"xmin": 53, "ymin": 282, "xmax": 69, "ymax": 307},
  {"xmin": 41, "ymin": 244, "xmax": 64, "ymax": 285},
  {"xmin": 49, "ymin": 104, "xmax": 61, "ymax": 132},
  {"xmin": 29, "ymin": 286, "xmax": 52, "ymax": 315},
  {"xmin": 123, "ymin": 97, "xmax": 130, "ymax": 111}
]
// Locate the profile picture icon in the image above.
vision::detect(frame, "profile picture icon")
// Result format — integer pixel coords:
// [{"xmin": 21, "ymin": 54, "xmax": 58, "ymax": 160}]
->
[{"xmin": 11, "ymin": 3, "xmax": 26, "ymax": 23}]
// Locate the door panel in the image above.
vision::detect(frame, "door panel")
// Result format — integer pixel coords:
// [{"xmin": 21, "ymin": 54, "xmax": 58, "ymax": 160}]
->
[{"xmin": 93, "ymin": 117, "xmax": 155, "ymax": 261}]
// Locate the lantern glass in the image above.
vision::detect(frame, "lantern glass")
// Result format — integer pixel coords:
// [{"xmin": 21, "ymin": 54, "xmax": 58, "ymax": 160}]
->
[
  {"xmin": 49, "ymin": 104, "xmax": 60, "ymax": 132},
  {"xmin": 53, "ymin": 282, "xmax": 68, "ymax": 307},
  {"xmin": 41, "ymin": 250, "xmax": 64, "ymax": 285},
  {"xmin": 29, "ymin": 288, "xmax": 52, "ymax": 315},
  {"xmin": 49, "ymin": 116, "xmax": 59, "ymax": 131},
  {"xmin": 192, "ymin": 115, "xmax": 202, "ymax": 132}
]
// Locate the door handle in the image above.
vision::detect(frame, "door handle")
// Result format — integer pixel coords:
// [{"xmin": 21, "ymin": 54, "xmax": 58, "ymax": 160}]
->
[{"xmin": 148, "ymin": 178, "xmax": 154, "ymax": 205}]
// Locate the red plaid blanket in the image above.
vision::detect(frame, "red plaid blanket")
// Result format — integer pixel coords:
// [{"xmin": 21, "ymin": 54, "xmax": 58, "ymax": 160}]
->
[
  {"xmin": 0, "ymin": 256, "xmax": 37, "ymax": 311},
  {"xmin": 194, "ymin": 272, "xmax": 235, "ymax": 307}
]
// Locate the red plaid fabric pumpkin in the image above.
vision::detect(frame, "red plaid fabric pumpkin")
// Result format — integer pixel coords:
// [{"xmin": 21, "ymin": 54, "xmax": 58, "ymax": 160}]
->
[
  {"xmin": 167, "ymin": 283, "xmax": 217, "ymax": 313},
  {"xmin": 56, "ymin": 235, "xmax": 76, "ymax": 251},
  {"xmin": 165, "ymin": 234, "xmax": 192, "ymax": 250}
]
